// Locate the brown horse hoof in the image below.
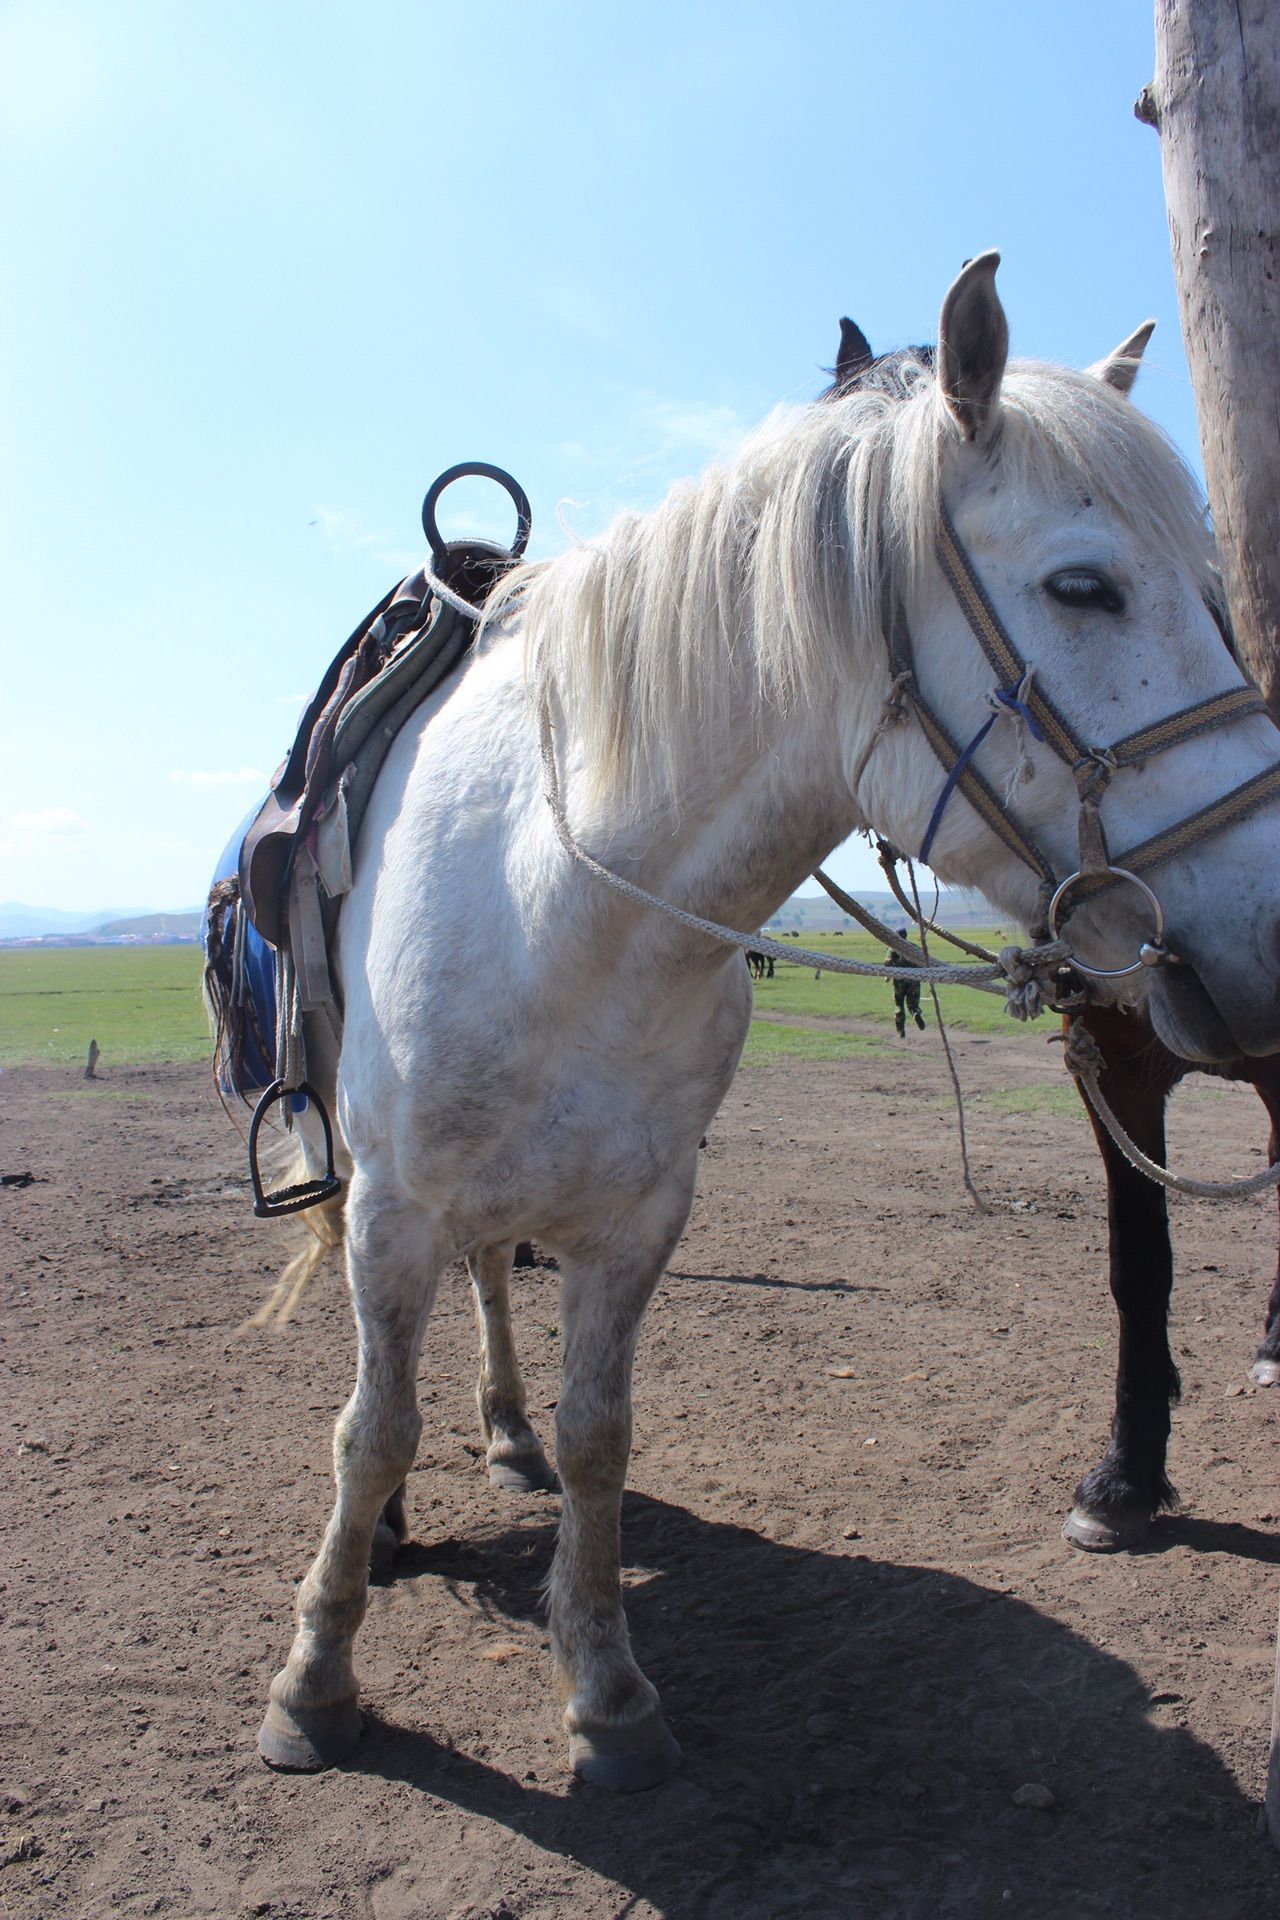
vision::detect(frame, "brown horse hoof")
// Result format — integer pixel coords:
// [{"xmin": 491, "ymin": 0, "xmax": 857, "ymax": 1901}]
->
[
  {"xmin": 1249, "ymin": 1359, "xmax": 1280, "ymax": 1387},
  {"xmin": 1062, "ymin": 1505, "xmax": 1151, "ymax": 1553},
  {"xmin": 570, "ymin": 1713, "xmax": 681, "ymax": 1791},
  {"xmin": 488, "ymin": 1454, "xmax": 559, "ymax": 1494},
  {"xmin": 258, "ymin": 1696, "xmax": 363, "ymax": 1771}
]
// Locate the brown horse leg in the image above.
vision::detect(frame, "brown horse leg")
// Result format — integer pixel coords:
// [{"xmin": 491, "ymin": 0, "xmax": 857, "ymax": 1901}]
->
[
  {"xmin": 1064, "ymin": 1006, "xmax": 1184, "ymax": 1552},
  {"xmin": 1247, "ymin": 1057, "xmax": 1280, "ymax": 1387}
]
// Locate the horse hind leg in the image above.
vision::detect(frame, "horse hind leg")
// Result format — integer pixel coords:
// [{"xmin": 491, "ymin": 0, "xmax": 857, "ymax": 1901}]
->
[
  {"xmin": 259, "ymin": 1176, "xmax": 441, "ymax": 1770},
  {"xmin": 470, "ymin": 1242, "xmax": 558, "ymax": 1492},
  {"xmin": 370, "ymin": 1478, "xmax": 410, "ymax": 1581},
  {"xmin": 1247, "ymin": 1066, "xmax": 1280, "ymax": 1387}
]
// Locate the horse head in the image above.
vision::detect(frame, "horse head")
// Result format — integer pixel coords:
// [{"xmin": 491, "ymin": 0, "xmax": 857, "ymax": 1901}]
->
[{"xmin": 838, "ymin": 253, "xmax": 1280, "ymax": 1063}]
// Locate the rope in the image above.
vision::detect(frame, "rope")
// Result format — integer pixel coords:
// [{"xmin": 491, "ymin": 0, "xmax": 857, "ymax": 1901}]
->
[
  {"xmin": 810, "ymin": 866, "xmax": 927, "ymax": 962},
  {"xmin": 421, "ymin": 568, "xmax": 492, "ymax": 625},
  {"xmin": 872, "ymin": 840, "xmax": 1001, "ymax": 963},
  {"xmin": 905, "ymin": 859, "xmax": 986, "ymax": 1213},
  {"xmin": 538, "ymin": 698, "xmax": 1045, "ymax": 994},
  {"xmin": 1061, "ymin": 1019, "xmax": 1280, "ymax": 1200}
]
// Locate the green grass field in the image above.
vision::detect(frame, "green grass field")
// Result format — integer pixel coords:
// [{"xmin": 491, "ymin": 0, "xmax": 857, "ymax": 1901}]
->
[
  {"xmin": 744, "ymin": 927, "xmax": 1027, "ymax": 1035},
  {"xmin": 0, "ymin": 927, "xmax": 1038, "ymax": 1071},
  {"xmin": 0, "ymin": 946, "xmax": 209, "ymax": 1067}
]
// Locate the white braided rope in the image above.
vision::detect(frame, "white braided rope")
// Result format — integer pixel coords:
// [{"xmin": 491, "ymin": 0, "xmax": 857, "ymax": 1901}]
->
[
  {"xmin": 1078, "ymin": 1070, "xmax": 1280, "ymax": 1199},
  {"xmin": 1060, "ymin": 1022, "xmax": 1280, "ymax": 1200},
  {"xmin": 539, "ymin": 699, "xmax": 1026, "ymax": 992},
  {"xmin": 421, "ymin": 568, "xmax": 494, "ymax": 625}
]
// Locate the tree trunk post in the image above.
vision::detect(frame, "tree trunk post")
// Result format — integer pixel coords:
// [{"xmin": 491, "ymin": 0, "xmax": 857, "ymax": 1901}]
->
[
  {"xmin": 1142, "ymin": 0, "xmax": 1280, "ymax": 1846},
  {"xmin": 1142, "ymin": 0, "xmax": 1280, "ymax": 707}
]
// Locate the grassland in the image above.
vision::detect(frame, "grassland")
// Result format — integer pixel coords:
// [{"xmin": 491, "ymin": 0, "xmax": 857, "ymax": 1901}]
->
[
  {"xmin": 0, "ymin": 946, "xmax": 209, "ymax": 1067},
  {"xmin": 0, "ymin": 928, "xmax": 1039, "ymax": 1071}
]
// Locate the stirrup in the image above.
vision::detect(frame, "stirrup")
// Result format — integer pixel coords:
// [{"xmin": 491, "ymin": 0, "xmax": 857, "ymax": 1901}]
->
[{"xmin": 247, "ymin": 1079, "xmax": 342, "ymax": 1218}]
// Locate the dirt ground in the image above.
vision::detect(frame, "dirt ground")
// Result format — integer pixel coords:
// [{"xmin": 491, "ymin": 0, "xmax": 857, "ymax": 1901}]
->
[{"xmin": 4, "ymin": 1027, "xmax": 1280, "ymax": 1920}]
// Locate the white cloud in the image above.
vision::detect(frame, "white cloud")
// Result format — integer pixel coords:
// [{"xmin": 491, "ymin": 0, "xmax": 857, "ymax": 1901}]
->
[
  {"xmin": 634, "ymin": 395, "xmax": 752, "ymax": 462},
  {"xmin": 169, "ymin": 767, "xmax": 266, "ymax": 788},
  {"xmin": 311, "ymin": 503, "xmax": 418, "ymax": 577},
  {"xmin": 0, "ymin": 805, "xmax": 93, "ymax": 854}
]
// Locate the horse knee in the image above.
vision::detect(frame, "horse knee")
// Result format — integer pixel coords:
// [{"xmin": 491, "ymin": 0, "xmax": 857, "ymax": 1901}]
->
[{"xmin": 334, "ymin": 1397, "xmax": 421, "ymax": 1493}]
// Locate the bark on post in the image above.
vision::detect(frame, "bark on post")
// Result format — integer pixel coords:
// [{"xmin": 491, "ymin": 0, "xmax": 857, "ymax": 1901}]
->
[
  {"xmin": 1140, "ymin": 0, "xmax": 1280, "ymax": 1848},
  {"xmin": 1140, "ymin": 0, "xmax": 1280, "ymax": 707}
]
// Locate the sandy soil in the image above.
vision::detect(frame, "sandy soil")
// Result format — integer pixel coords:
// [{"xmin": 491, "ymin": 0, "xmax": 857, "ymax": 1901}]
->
[{"xmin": 3, "ymin": 1031, "xmax": 1280, "ymax": 1919}]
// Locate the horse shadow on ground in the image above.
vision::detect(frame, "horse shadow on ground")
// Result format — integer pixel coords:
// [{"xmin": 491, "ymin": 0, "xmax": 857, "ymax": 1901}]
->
[{"xmin": 357, "ymin": 1493, "xmax": 1276, "ymax": 1920}]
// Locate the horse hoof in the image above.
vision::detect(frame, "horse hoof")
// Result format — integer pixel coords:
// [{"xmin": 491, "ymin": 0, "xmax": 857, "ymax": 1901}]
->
[
  {"xmin": 1249, "ymin": 1359, "xmax": 1280, "ymax": 1387},
  {"xmin": 570, "ymin": 1713, "xmax": 681, "ymax": 1792},
  {"xmin": 258, "ymin": 1696, "xmax": 363, "ymax": 1771},
  {"xmin": 489, "ymin": 1455, "xmax": 559, "ymax": 1494},
  {"xmin": 1062, "ymin": 1505, "xmax": 1151, "ymax": 1553}
]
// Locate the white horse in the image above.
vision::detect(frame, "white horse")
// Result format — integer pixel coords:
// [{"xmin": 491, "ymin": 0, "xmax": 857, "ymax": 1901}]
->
[{"xmin": 254, "ymin": 254, "xmax": 1280, "ymax": 1787}]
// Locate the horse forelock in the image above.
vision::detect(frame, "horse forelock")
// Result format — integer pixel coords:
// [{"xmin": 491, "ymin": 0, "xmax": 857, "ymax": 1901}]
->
[{"xmin": 489, "ymin": 354, "xmax": 1216, "ymax": 814}]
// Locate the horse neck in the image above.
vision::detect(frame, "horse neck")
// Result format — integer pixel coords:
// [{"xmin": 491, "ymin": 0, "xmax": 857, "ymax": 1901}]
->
[{"xmin": 564, "ymin": 695, "xmax": 865, "ymax": 951}]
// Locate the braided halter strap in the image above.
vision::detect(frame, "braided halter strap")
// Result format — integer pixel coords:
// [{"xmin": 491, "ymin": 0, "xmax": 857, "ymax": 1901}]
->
[{"xmin": 900, "ymin": 505, "xmax": 1280, "ymax": 968}]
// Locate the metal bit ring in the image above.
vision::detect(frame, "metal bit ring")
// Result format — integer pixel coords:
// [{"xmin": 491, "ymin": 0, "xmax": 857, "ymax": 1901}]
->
[{"xmin": 1047, "ymin": 866, "xmax": 1168, "ymax": 979}]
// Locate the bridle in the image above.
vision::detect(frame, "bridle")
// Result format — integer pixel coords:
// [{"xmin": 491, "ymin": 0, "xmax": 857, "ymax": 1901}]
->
[{"xmin": 892, "ymin": 502, "xmax": 1280, "ymax": 978}]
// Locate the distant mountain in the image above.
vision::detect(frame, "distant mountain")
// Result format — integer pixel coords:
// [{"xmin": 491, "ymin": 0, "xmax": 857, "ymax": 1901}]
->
[
  {"xmin": 0, "ymin": 902, "xmax": 142, "ymax": 939},
  {"xmin": 767, "ymin": 887, "xmax": 1006, "ymax": 933},
  {"xmin": 93, "ymin": 911, "xmax": 203, "ymax": 940},
  {"xmin": 0, "ymin": 902, "xmax": 201, "ymax": 940}
]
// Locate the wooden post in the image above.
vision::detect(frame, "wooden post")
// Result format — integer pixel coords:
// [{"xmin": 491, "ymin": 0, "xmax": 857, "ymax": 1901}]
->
[
  {"xmin": 1141, "ymin": 0, "xmax": 1280, "ymax": 1847},
  {"xmin": 1140, "ymin": 0, "xmax": 1280, "ymax": 708}
]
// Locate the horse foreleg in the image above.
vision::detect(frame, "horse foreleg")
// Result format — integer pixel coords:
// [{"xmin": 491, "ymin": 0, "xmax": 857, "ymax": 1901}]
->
[
  {"xmin": 1065, "ymin": 1011, "xmax": 1181, "ymax": 1553},
  {"xmin": 259, "ymin": 1177, "xmax": 439, "ymax": 1770},
  {"xmin": 1245, "ymin": 1060, "xmax": 1280, "ymax": 1387},
  {"xmin": 549, "ymin": 1176, "xmax": 692, "ymax": 1792},
  {"xmin": 469, "ymin": 1242, "xmax": 557, "ymax": 1491}
]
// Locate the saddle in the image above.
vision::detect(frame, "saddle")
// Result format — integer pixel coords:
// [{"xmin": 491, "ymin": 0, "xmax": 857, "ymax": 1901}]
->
[
  {"xmin": 240, "ymin": 464, "xmax": 531, "ymax": 954},
  {"xmin": 211, "ymin": 463, "xmax": 531, "ymax": 1215}
]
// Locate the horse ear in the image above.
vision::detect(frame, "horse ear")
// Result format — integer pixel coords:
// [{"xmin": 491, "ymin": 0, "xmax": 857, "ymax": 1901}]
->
[
  {"xmin": 836, "ymin": 317, "xmax": 874, "ymax": 386},
  {"xmin": 1088, "ymin": 320, "xmax": 1156, "ymax": 397},
  {"xmin": 937, "ymin": 251, "xmax": 1008, "ymax": 444}
]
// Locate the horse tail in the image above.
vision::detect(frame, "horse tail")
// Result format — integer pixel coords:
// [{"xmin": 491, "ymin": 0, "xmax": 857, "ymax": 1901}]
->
[
  {"xmin": 204, "ymin": 874, "xmax": 349, "ymax": 1328},
  {"xmin": 243, "ymin": 1164, "xmax": 347, "ymax": 1330}
]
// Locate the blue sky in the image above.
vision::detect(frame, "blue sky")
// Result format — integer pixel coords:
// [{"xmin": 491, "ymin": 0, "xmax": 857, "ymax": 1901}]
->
[{"xmin": 1, "ymin": 1, "xmax": 1196, "ymax": 911}]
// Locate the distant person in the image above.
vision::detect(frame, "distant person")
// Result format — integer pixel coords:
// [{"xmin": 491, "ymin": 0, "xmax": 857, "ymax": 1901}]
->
[{"xmin": 887, "ymin": 929, "xmax": 926, "ymax": 1036}]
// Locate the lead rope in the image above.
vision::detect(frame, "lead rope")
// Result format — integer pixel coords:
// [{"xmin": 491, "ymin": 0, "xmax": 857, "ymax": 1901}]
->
[
  {"xmin": 1059, "ymin": 1020, "xmax": 1280, "ymax": 1200},
  {"xmin": 904, "ymin": 858, "xmax": 986, "ymax": 1213},
  {"xmin": 537, "ymin": 694, "xmax": 1067, "ymax": 1003}
]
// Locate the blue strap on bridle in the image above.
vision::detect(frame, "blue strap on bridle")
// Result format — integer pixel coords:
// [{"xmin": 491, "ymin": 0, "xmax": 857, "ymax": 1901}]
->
[{"xmin": 919, "ymin": 684, "xmax": 1045, "ymax": 868}]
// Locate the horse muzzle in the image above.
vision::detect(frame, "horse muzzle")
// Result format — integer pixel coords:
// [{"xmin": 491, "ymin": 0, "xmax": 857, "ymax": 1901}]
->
[{"xmin": 1143, "ymin": 942, "xmax": 1280, "ymax": 1063}]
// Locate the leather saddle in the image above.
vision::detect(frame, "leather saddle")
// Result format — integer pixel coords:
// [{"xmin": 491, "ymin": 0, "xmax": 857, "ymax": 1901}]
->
[{"xmin": 238, "ymin": 465, "xmax": 531, "ymax": 952}]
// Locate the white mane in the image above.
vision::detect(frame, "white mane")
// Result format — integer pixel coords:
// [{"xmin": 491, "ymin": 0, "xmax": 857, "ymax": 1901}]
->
[{"xmin": 491, "ymin": 358, "xmax": 1217, "ymax": 812}]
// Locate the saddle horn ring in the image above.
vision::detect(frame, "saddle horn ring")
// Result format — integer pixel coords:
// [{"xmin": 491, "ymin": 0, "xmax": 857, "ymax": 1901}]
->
[
  {"xmin": 1048, "ymin": 866, "xmax": 1171, "ymax": 979},
  {"xmin": 422, "ymin": 463, "xmax": 532, "ymax": 570}
]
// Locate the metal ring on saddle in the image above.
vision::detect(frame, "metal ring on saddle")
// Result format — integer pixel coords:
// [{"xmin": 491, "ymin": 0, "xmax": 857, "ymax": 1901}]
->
[
  {"xmin": 247, "ymin": 1079, "xmax": 342, "ymax": 1218},
  {"xmin": 422, "ymin": 463, "xmax": 533, "ymax": 570},
  {"xmin": 1047, "ymin": 866, "xmax": 1171, "ymax": 979}
]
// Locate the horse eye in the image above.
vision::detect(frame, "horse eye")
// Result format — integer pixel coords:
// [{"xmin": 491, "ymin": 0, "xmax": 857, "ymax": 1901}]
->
[{"xmin": 1045, "ymin": 570, "xmax": 1125, "ymax": 614}]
